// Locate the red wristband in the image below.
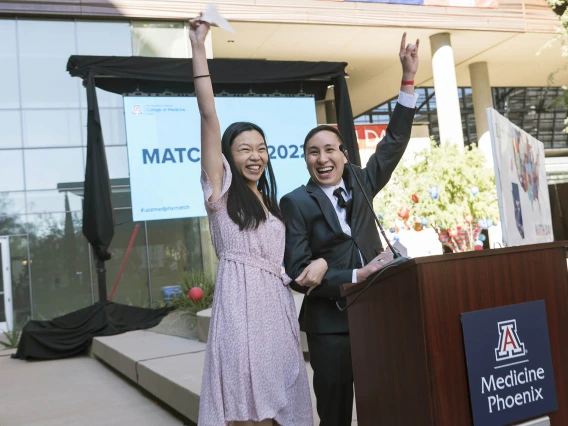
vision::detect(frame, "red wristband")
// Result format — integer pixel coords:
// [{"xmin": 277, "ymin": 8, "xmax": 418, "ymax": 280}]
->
[{"xmin": 401, "ymin": 80, "xmax": 415, "ymax": 86}]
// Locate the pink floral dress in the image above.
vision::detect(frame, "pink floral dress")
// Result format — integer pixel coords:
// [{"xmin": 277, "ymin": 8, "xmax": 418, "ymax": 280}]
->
[{"xmin": 198, "ymin": 156, "xmax": 313, "ymax": 426}]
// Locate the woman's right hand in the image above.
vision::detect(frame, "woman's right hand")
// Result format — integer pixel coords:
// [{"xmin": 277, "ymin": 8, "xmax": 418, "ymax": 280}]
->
[
  {"xmin": 189, "ymin": 15, "xmax": 210, "ymax": 46},
  {"xmin": 296, "ymin": 258, "xmax": 328, "ymax": 288}
]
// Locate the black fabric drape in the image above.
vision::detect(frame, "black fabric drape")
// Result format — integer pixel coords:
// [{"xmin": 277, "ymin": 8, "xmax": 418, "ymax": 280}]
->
[
  {"xmin": 67, "ymin": 56, "xmax": 361, "ymax": 165},
  {"xmin": 67, "ymin": 56, "xmax": 347, "ymax": 86},
  {"xmin": 13, "ymin": 302, "xmax": 172, "ymax": 361},
  {"xmin": 334, "ymin": 75, "xmax": 361, "ymax": 166},
  {"xmin": 82, "ymin": 71, "xmax": 115, "ymax": 262}
]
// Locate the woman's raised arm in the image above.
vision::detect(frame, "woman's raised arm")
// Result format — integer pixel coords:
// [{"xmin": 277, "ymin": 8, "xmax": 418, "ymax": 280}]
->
[{"xmin": 189, "ymin": 17, "xmax": 224, "ymax": 201}]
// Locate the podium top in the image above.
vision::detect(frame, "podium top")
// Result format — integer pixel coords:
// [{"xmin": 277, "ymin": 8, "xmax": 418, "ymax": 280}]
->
[
  {"xmin": 411, "ymin": 240, "xmax": 567, "ymax": 265},
  {"xmin": 341, "ymin": 241, "xmax": 568, "ymax": 297}
]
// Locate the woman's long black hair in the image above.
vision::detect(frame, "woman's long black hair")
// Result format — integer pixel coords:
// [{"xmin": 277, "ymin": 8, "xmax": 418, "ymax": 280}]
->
[{"xmin": 222, "ymin": 122, "xmax": 284, "ymax": 230}]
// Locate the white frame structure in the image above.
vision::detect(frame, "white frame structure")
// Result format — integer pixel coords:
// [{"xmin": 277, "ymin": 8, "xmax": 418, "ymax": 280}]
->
[{"xmin": 0, "ymin": 237, "xmax": 13, "ymax": 332}]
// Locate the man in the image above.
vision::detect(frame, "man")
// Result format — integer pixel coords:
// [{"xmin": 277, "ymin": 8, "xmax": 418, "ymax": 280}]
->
[{"xmin": 280, "ymin": 33, "xmax": 419, "ymax": 426}]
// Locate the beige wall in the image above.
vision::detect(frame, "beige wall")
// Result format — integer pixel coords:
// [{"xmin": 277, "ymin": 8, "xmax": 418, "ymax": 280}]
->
[
  {"xmin": 0, "ymin": 0, "xmax": 558, "ymax": 33},
  {"xmin": 2, "ymin": 0, "xmax": 564, "ymax": 116}
]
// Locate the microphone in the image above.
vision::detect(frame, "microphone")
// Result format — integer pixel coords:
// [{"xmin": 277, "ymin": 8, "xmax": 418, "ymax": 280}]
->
[{"xmin": 339, "ymin": 144, "xmax": 407, "ymax": 265}]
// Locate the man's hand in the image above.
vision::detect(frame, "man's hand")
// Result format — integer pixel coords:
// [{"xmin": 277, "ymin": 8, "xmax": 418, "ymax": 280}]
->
[
  {"xmin": 296, "ymin": 258, "xmax": 328, "ymax": 289},
  {"xmin": 355, "ymin": 248, "xmax": 395, "ymax": 283},
  {"xmin": 399, "ymin": 32, "xmax": 419, "ymax": 80}
]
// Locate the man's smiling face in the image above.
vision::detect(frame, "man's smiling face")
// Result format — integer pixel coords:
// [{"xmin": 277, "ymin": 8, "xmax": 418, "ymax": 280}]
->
[{"xmin": 304, "ymin": 130, "xmax": 347, "ymax": 187}]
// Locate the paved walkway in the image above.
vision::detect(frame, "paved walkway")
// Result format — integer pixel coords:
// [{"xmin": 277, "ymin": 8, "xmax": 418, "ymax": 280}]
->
[{"xmin": 0, "ymin": 350, "xmax": 189, "ymax": 426}]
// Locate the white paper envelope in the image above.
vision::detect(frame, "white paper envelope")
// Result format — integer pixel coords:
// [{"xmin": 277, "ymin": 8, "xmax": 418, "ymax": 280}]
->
[{"xmin": 201, "ymin": 3, "xmax": 235, "ymax": 33}]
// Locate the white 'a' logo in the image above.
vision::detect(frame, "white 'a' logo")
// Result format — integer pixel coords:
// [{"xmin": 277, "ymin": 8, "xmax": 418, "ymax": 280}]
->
[{"xmin": 495, "ymin": 319, "xmax": 526, "ymax": 362}]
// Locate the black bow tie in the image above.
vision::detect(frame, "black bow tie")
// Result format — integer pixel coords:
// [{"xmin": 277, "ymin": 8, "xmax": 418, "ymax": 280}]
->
[{"xmin": 333, "ymin": 187, "xmax": 353, "ymax": 225}]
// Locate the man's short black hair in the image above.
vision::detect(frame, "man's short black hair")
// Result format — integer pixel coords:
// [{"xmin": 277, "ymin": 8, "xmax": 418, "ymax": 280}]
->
[{"xmin": 303, "ymin": 125, "xmax": 345, "ymax": 152}]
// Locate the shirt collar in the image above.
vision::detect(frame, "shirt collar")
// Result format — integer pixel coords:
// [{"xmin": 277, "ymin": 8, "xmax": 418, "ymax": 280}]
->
[{"xmin": 317, "ymin": 179, "xmax": 347, "ymax": 198}]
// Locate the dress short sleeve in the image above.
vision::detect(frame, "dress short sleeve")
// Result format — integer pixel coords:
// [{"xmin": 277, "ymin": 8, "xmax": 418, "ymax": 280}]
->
[{"xmin": 200, "ymin": 155, "xmax": 232, "ymax": 214}]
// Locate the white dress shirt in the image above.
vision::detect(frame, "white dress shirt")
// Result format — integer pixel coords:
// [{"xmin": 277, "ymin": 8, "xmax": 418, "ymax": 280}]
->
[
  {"xmin": 317, "ymin": 92, "xmax": 417, "ymax": 283},
  {"xmin": 398, "ymin": 91, "xmax": 420, "ymax": 109},
  {"xmin": 318, "ymin": 181, "xmax": 360, "ymax": 283}
]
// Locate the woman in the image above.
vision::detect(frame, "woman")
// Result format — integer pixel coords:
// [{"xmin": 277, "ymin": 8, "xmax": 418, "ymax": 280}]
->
[{"xmin": 190, "ymin": 16, "xmax": 324, "ymax": 426}]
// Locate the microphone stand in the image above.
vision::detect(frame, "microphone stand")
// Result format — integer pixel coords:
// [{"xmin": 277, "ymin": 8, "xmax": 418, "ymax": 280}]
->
[
  {"xmin": 339, "ymin": 144, "xmax": 408, "ymax": 268},
  {"xmin": 334, "ymin": 145, "xmax": 410, "ymax": 312}
]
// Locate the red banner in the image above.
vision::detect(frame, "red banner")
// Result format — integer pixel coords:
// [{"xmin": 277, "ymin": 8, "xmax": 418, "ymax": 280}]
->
[
  {"xmin": 332, "ymin": 124, "xmax": 388, "ymax": 151},
  {"xmin": 354, "ymin": 124, "xmax": 388, "ymax": 151}
]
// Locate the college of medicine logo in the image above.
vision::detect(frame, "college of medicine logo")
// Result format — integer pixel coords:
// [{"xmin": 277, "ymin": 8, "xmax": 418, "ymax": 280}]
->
[
  {"xmin": 495, "ymin": 319, "xmax": 527, "ymax": 362},
  {"xmin": 132, "ymin": 105, "xmax": 142, "ymax": 115}
]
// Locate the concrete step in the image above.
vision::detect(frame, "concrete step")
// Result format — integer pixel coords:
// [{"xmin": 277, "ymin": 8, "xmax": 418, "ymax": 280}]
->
[
  {"xmin": 91, "ymin": 330, "xmax": 206, "ymax": 424},
  {"xmin": 91, "ymin": 304, "xmax": 357, "ymax": 424}
]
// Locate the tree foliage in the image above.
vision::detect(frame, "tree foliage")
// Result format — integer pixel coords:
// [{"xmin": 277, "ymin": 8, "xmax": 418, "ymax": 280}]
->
[{"xmin": 374, "ymin": 141, "xmax": 500, "ymax": 239}]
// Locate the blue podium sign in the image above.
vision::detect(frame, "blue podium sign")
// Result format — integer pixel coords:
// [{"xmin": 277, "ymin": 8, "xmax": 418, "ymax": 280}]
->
[{"xmin": 461, "ymin": 300, "xmax": 557, "ymax": 426}]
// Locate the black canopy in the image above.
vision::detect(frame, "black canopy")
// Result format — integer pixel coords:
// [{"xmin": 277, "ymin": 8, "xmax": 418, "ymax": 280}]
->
[{"xmin": 67, "ymin": 55, "xmax": 360, "ymax": 161}]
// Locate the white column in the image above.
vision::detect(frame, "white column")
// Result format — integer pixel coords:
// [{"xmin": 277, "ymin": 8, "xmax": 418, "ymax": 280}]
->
[
  {"xmin": 429, "ymin": 33, "xmax": 464, "ymax": 149},
  {"xmin": 469, "ymin": 61, "xmax": 494, "ymax": 167}
]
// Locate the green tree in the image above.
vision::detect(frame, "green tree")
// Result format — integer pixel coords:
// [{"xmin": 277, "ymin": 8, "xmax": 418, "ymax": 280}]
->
[{"xmin": 375, "ymin": 141, "xmax": 500, "ymax": 252}]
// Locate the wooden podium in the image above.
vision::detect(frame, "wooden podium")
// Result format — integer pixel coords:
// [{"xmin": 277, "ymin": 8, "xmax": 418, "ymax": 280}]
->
[{"xmin": 340, "ymin": 242, "xmax": 568, "ymax": 426}]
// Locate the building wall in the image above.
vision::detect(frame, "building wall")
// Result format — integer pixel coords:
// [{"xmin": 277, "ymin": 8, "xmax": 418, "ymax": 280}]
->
[
  {"xmin": 0, "ymin": 0, "xmax": 558, "ymax": 33},
  {"xmin": 0, "ymin": 18, "xmax": 217, "ymax": 324}
]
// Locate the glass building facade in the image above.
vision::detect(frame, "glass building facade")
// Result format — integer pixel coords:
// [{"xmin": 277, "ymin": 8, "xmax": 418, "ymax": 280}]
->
[
  {"xmin": 0, "ymin": 18, "xmax": 217, "ymax": 327},
  {"xmin": 355, "ymin": 87, "xmax": 568, "ymax": 148}
]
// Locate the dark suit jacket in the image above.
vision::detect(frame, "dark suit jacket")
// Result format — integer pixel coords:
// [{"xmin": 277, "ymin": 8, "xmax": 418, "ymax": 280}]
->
[{"xmin": 281, "ymin": 102, "xmax": 415, "ymax": 334}]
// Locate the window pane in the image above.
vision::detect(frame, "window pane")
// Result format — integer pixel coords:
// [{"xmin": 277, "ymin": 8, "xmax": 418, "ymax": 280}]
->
[
  {"xmin": 22, "ymin": 109, "xmax": 82, "ymax": 147},
  {"xmin": 106, "ymin": 146, "xmax": 130, "ymax": 180},
  {"xmin": 76, "ymin": 21, "xmax": 132, "ymax": 109},
  {"xmin": 102, "ymin": 210, "xmax": 150, "ymax": 307},
  {"xmin": 0, "ymin": 215, "xmax": 26, "ymax": 236},
  {"xmin": 101, "ymin": 108, "xmax": 127, "ymax": 146},
  {"xmin": 110, "ymin": 187, "xmax": 132, "ymax": 208},
  {"xmin": 0, "ymin": 250, "xmax": 4, "ymax": 322},
  {"xmin": 27, "ymin": 212, "xmax": 92, "ymax": 319},
  {"xmin": 0, "ymin": 20, "xmax": 20, "ymax": 109},
  {"xmin": 354, "ymin": 116, "xmax": 370, "ymax": 124},
  {"xmin": 81, "ymin": 108, "xmax": 127, "ymax": 146},
  {"xmin": 80, "ymin": 145, "xmax": 129, "ymax": 184},
  {"xmin": 17, "ymin": 20, "xmax": 80, "ymax": 108},
  {"xmin": 0, "ymin": 192, "xmax": 27, "ymax": 236},
  {"xmin": 0, "ymin": 192, "xmax": 26, "ymax": 216},
  {"xmin": 0, "ymin": 150, "xmax": 25, "ymax": 191},
  {"xmin": 146, "ymin": 217, "xmax": 203, "ymax": 304},
  {"xmin": 26, "ymin": 190, "xmax": 83, "ymax": 214},
  {"xmin": 24, "ymin": 148, "xmax": 84, "ymax": 191},
  {"xmin": 200, "ymin": 216, "xmax": 218, "ymax": 278},
  {"xmin": 8, "ymin": 235, "xmax": 31, "ymax": 325},
  {"xmin": 76, "ymin": 21, "xmax": 132, "ymax": 56},
  {"xmin": 0, "ymin": 110, "xmax": 23, "ymax": 148},
  {"xmin": 132, "ymin": 22, "xmax": 187, "ymax": 58}
]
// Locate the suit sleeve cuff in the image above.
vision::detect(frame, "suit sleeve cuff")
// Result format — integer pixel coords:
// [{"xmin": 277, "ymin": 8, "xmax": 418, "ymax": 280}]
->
[
  {"xmin": 352, "ymin": 269, "xmax": 358, "ymax": 283},
  {"xmin": 397, "ymin": 91, "xmax": 420, "ymax": 109}
]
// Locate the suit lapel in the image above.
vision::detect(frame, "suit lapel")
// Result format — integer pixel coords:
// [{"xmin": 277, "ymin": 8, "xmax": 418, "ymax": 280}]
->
[
  {"xmin": 344, "ymin": 166, "xmax": 374, "ymax": 263},
  {"xmin": 306, "ymin": 179, "xmax": 345, "ymax": 238}
]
